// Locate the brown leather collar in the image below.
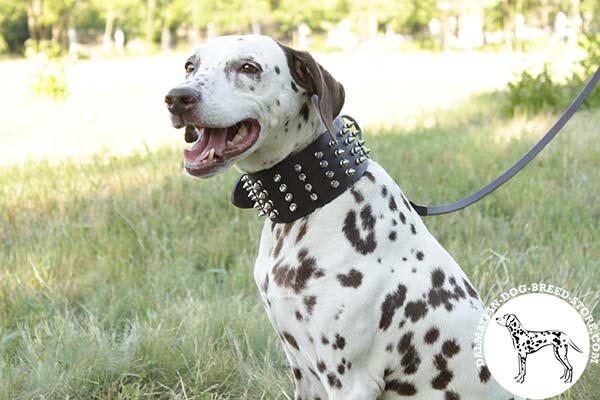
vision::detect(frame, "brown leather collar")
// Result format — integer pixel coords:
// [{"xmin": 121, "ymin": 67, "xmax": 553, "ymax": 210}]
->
[{"xmin": 231, "ymin": 115, "xmax": 370, "ymax": 223}]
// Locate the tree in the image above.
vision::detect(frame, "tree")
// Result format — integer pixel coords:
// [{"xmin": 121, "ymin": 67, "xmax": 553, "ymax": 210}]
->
[{"xmin": 0, "ymin": 0, "xmax": 28, "ymax": 53}]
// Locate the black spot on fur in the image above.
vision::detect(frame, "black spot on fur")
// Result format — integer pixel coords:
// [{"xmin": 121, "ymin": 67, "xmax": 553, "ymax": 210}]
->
[
  {"xmin": 424, "ymin": 327, "xmax": 440, "ymax": 344},
  {"xmin": 272, "ymin": 248, "xmax": 325, "ymax": 293},
  {"xmin": 304, "ymin": 296, "xmax": 316, "ymax": 314},
  {"xmin": 410, "ymin": 223, "xmax": 417, "ymax": 235},
  {"xmin": 296, "ymin": 220, "xmax": 308, "ymax": 243},
  {"xmin": 432, "ymin": 370, "xmax": 453, "ymax": 390},
  {"xmin": 350, "ymin": 188, "xmax": 364, "ymax": 203},
  {"xmin": 434, "ymin": 353, "xmax": 447, "ymax": 371},
  {"xmin": 327, "ymin": 373, "xmax": 342, "ymax": 388},
  {"xmin": 293, "ymin": 368, "xmax": 302, "ymax": 380},
  {"xmin": 363, "ymin": 171, "xmax": 376, "ymax": 182},
  {"xmin": 300, "ymin": 102, "xmax": 310, "ymax": 121},
  {"xmin": 445, "ymin": 391, "xmax": 460, "ymax": 400},
  {"xmin": 342, "ymin": 207, "xmax": 377, "ymax": 255},
  {"xmin": 442, "ymin": 340, "xmax": 460, "ymax": 358},
  {"xmin": 275, "ymin": 66, "xmax": 280, "ymax": 74},
  {"xmin": 317, "ymin": 360, "xmax": 326, "ymax": 372},
  {"xmin": 291, "ymin": 81, "xmax": 299, "ymax": 92},
  {"xmin": 399, "ymin": 212, "xmax": 406, "ymax": 224},
  {"xmin": 388, "ymin": 196, "xmax": 398, "ymax": 211},
  {"xmin": 431, "ymin": 269, "xmax": 445, "ymax": 287},
  {"xmin": 427, "ymin": 271, "xmax": 467, "ymax": 312},
  {"xmin": 405, "ymin": 300, "xmax": 428, "ymax": 322},
  {"xmin": 401, "ymin": 194, "xmax": 412, "ymax": 211},
  {"xmin": 336, "ymin": 269, "xmax": 363, "ymax": 288},
  {"xmin": 397, "ymin": 332, "xmax": 421, "ymax": 374},
  {"xmin": 416, "ymin": 250, "xmax": 424, "ymax": 261},
  {"xmin": 333, "ymin": 334, "xmax": 346, "ymax": 350},
  {"xmin": 389, "ymin": 231, "xmax": 397, "ymax": 241},
  {"xmin": 283, "ymin": 332, "xmax": 299, "ymax": 350},
  {"xmin": 379, "ymin": 283, "xmax": 407, "ymax": 330},
  {"xmin": 381, "ymin": 185, "xmax": 388, "ymax": 197},
  {"xmin": 479, "ymin": 366, "xmax": 491, "ymax": 383},
  {"xmin": 463, "ymin": 278, "xmax": 479, "ymax": 299},
  {"xmin": 385, "ymin": 380, "xmax": 417, "ymax": 396}
]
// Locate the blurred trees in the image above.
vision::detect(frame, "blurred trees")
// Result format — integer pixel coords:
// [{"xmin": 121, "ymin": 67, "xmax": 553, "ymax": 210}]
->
[{"xmin": 0, "ymin": 0, "xmax": 596, "ymax": 54}]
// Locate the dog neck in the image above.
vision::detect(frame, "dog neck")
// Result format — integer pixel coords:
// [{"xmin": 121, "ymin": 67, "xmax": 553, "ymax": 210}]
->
[{"xmin": 231, "ymin": 115, "xmax": 370, "ymax": 223}]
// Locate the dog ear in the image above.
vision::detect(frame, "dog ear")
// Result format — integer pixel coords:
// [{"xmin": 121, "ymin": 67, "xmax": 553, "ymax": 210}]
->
[{"xmin": 278, "ymin": 42, "xmax": 345, "ymax": 138}]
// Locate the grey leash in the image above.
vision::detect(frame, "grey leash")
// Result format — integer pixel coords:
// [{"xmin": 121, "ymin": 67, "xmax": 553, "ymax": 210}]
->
[{"xmin": 410, "ymin": 66, "xmax": 600, "ymax": 217}]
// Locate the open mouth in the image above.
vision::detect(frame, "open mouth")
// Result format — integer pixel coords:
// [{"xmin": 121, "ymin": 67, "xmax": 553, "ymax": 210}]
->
[{"xmin": 183, "ymin": 119, "xmax": 260, "ymax": 176}]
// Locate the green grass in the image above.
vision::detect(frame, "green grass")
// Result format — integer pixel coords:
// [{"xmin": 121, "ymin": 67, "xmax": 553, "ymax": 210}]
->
[{"xmin": 1, "ymin": 93, "xmax": 599, "ymax": 399}]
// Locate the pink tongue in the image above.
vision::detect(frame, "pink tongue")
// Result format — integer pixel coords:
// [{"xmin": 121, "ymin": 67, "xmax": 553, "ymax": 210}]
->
[{"xmin": 183, "ymin": 128, "xmax": 228, "ymax": 162}]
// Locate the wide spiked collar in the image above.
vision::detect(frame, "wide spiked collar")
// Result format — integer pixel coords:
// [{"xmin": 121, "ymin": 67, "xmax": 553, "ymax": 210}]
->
[{"xmin": 231, "ymin": 115, "xmax": 370, "ymax": 223}]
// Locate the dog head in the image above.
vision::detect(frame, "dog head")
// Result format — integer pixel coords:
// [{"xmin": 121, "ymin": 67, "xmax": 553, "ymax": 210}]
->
[
  {"xmin": 165, "ymin": 35, "xmax": 345, "ymax": 178},
  {"xmin": 496, "ymin": 313, "xmax": 520, "ymax": 328}
]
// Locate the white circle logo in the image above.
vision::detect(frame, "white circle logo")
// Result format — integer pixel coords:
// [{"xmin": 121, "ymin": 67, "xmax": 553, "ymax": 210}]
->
[{"xmin": 483, "ymin": 293, "xmax": 590, "ymax": 399}]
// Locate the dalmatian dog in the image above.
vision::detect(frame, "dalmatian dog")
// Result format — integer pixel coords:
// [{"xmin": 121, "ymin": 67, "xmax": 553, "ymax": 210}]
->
[
  {"xmin": 496, "ymin": 313, "xmax": 583, "ymax": 384},
  {"xmin": 165, "ymin": 35, "xmax": 523, "ymax": 400}
]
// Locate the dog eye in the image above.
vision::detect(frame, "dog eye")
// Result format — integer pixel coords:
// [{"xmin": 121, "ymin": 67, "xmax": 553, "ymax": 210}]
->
[
  {"xmin": 185, "ymin": 62, "xmax": 195, "ymax": 74},
  {"xmin": 240, "ymin": 63, "xmax": 260, "ymax": 74}
]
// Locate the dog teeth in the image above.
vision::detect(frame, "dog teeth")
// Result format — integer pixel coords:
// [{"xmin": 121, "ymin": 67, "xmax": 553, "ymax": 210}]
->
[
  {"xmin": 208, "ymin": 148, "xmax": 215, "ymax": 160},
  {"xmin": 232, "ymin": 123, "xmax": 248, "ymax": 143}
]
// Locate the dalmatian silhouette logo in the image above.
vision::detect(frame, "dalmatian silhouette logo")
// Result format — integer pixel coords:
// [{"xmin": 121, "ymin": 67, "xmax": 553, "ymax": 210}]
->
[{"xmin": 495, "ymin": 313, "xmax": 583, "ymax": 384}]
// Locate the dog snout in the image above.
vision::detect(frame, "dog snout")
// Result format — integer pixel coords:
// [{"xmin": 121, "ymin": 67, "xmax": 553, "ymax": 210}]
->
[{"xmin": 164, "ymin": 87, "xmax": 201, "ymax": 115}]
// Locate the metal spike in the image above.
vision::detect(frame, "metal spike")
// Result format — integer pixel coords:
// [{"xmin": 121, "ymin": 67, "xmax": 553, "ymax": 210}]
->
[
  {"xmin": 330, "ymin": 180, "xmax": 340, "ymax": 188},
  {"xmin": 345, "ymin": 168, "xmax": 356, "ymax": 176},
  {"xmin": 273, "ymin": 174, "xmax": 281, "ymax": 182},
  {"xmin": 351, "ymin": 146, "xmax": 361, "ymax": 155},
  {"xmin": 310, "ymin": 193, "xmax": 318, "ymax": 201},
  {"xmin": 319, "ymin": 160, "xmax": 328, "ymax": 168},
  {"xmin": 258, "ymin": 210, "xmax": 267, "ymax": 217},
  {"xmin": 259, "ymin": 190, "xmax": 268, "ymax": 199},
  {"xmin": 253, "ymin": 181, "xmax": 262, "ymax": 190},
  {"xmin": 334, "ymin": 149, "xmax": 345, "ymax": 157},
  {"xmin": 269, "ymin": 210, "xmax": 279, "ymax": 220},
  {"xmin": 339, "ymin": 127, "xmax": 349, "ymax": 136},
  {"xmin": 325, "ymin": 171, "xmax": 334, "ymax": 178},
  {"xmin": 344, "ymin": 137, "xmax": 356, "ymax": 145},
  {"xmin": 358, "ymin": 140, "xmax": 365, "ymax": 146},
  {"xmin": 304, "ymin": 184, "xmax": 312, "ymax": 192},
  {"xmin": 264, "ymin": 200, "xmax": 273, "ymax": 211},
  {"xmin": 363, "ymin": 147, "xmax": 371, "ymax": 155},
  {"xmin": 285, "ymin": 193, "xmax": 293, "ymax": 202},
  {"xmin": 339, "ymin": 159, "xmax": 349, "ymax": 167},
  {"xmin": 241, "ymin": 175, "xmax": 249, "ymax": 182},
  {"xmin": 314, "ymin": 151, "xmax": 323, "ymax": 159},
  {"xmin": 279, "ymin": 184, "xmax": 287, "ymax": 192},
  {"xmin": 243, "ymin": 182, "xmax": 251, "ymax": 190},
  {"xmin": 253, "ymin": 201, "xmax": 261, "ymax": 209},
  {"xmin": 357, "ymin": 156, "xmax": 367, "ymax": 164},
  {"xmin": 344, "ymin": 121, "xmax": 354, "ymax": 128},
  {"xmin": 328, "ymin": 140, "xmax": 337, "ymax": 147},
  {"xmin": 289, "ymin": 203, "xmax": 297, "ymax": 212},
  {"xmin": 298, "ymin": 173, "xmax": 306, "ymax": 181},
  {"xmin": 294, "ymin": 164, "xmax": 302, "ymax": 172}
]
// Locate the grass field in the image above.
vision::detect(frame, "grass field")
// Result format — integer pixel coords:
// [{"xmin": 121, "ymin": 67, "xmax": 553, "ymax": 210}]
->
[{"xmin": 1, "ymin": 51, "xmax": 599, "ymax": 399}]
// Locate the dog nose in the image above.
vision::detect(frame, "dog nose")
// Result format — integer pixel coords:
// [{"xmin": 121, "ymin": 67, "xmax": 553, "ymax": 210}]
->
[{"xmin": 164, "ymin": 87, "xmax": 200, "ymax": 115}]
